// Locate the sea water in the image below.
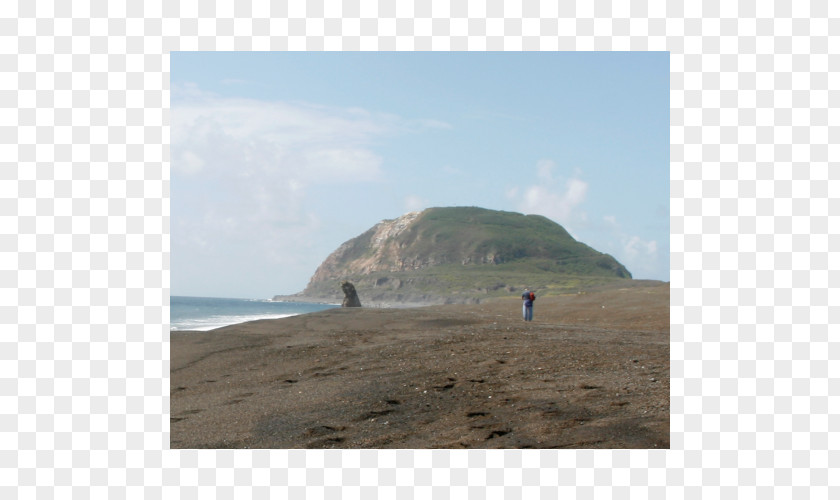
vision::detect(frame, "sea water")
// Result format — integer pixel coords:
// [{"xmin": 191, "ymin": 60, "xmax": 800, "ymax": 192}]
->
[{"xmin": 170, "ymin": 296, "xmax": 337, "ymax": 331}]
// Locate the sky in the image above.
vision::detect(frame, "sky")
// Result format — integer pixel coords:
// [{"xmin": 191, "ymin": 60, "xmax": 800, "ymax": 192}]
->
[{"xmin": 171, "ymin": 52, "xmax": 669, "ymax": 299}]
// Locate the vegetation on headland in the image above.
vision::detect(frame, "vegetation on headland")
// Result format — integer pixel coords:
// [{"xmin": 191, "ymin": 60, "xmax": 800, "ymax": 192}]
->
[{"xmin": 288, "ymin": 206, "xmax": 637, "ymax": 305}]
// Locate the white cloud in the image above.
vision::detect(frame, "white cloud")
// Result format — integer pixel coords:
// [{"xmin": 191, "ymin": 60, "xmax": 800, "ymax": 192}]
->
[
  {"xmin": 171, "ymin": 89, "xmax": 398, "ymax": 219},
  {"xmin": 591, "ymin": 214, "xmax": 661, "ymax": 280},
  {"xmin": 506, "ymin": 160, "xmax": 666, "ymax": 282},
  {"xmin": 171, "ymin": 100, "xmax": 387, "ymax": 186},
  {"xmin": 511, "ymin": 161, "xmax": 589, "ymax": 225},
  {"xmin": 177, "ymin": 150, "xmax": 205, "ymax": 175},
  {"xmin": 623, "ymin": 235, "xmax": 658, "ymax": 261},
  {"xmin": 170, "ymin": 85, "xmax": 414, "ymax": 297},
  {"xmin": 612, "ymin": 234, "xmax": 660, "ymax": 280},
  {"xmin": 302, "ymin": 148, "xmax": 382, "ymax": 182}
]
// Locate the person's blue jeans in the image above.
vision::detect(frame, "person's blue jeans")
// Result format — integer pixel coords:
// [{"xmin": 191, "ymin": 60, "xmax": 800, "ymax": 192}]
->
[{"xmin": 523, "ymin": 304, "xmax": 533, "ymax": 321}]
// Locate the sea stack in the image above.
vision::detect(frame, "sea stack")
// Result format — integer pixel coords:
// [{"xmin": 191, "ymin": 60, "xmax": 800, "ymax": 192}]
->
[{"xmin": 340, "ymin": 281, "xmax": 362, "ymax": 308}]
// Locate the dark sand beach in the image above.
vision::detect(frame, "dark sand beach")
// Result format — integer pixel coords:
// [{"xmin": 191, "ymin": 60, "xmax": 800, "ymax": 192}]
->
[{"xmin": 170, "ymin": 281, "xmax": 669, "ymax": 449}]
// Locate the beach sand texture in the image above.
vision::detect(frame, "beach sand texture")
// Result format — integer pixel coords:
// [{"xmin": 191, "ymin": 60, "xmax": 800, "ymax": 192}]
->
[{"xmin": 170, "ymin": 281, "xmax": 669, "ymax": 449}]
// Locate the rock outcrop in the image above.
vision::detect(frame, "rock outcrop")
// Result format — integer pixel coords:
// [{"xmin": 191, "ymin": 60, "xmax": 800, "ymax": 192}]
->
[
  {"xmin": 307, "ymin": 211, "xmax": 422, "ymax": 284},
  {"xmin": 340, "ymin": 281, "xmax": 362, "ymax": 308}
]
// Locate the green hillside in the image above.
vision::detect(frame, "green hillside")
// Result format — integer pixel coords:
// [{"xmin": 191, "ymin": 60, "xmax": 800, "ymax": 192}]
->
[{"xmin": 298, "ymin": 207, "xmax": 632, "ymax": 304}]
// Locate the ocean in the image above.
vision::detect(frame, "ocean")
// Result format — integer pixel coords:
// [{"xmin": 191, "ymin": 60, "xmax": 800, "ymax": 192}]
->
[{"xmin": 170, "ymin": 296, "xmax": 338, "ymax": 331}]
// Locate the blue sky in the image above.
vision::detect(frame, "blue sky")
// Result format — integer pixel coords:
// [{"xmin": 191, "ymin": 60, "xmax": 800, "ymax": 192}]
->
[{"xmin": 171, "ymin": 52, "xmax": 669, "ymax": 299}]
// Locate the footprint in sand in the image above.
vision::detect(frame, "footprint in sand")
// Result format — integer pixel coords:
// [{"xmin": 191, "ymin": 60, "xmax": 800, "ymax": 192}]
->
[
  {"xmin": 358, "ymin": 409, "xmax": 394, "ymax": 421},
  {"xmin": 313, "ymin": 436, "xmax": 346, "ymax": 446},
  {"xmin": 224, "ymin": 392, "xmax": 255, "ymax": 405},
  {"xmin": 171, "ymin": 409, "xmax": 203, "ymax": 423},
  {"xmin": 486, "ymin": 429, "xmax": 511, "ymax": 440},
  {"xmin": 304, "ymin": 425, "xmax": 347, "ymax": 437},
  {"xmin": 432, "ymin": 377, "xmax": 458, "ymax": 391}
]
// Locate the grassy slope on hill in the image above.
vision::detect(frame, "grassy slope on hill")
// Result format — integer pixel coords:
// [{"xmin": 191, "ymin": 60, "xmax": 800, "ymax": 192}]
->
[{"xmin": 301, "ymin": 207, "xmax": 633, "ymax": 304}]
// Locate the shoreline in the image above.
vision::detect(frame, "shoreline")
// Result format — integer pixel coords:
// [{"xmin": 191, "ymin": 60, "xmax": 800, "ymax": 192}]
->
[{"xmin": 170, "ymin": 296, "xmax": 341, "ymax": 332}]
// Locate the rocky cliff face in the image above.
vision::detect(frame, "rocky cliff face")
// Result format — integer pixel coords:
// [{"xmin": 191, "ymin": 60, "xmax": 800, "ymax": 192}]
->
[
  {"xmin": 297, "ymin": 206, "xmax": 632, "ymax": 304},
  {"xmin": 307, "ymin": 211, "xmax": 423, "ymax": 283}
]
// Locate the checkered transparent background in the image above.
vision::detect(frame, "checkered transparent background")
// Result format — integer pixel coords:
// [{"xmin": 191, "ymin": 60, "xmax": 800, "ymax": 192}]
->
[{"xmin": 2, "ymin": 0, "xmax": 837, "ymax": 497}]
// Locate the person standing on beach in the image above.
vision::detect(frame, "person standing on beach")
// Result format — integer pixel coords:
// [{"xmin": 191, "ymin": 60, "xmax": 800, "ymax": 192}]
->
[{"xmin": 521, "ymin": 288, "xmax": 534, "ymax": 321}]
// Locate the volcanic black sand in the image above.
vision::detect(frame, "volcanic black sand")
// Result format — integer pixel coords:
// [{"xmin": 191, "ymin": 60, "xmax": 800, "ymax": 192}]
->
[{"xmin": 170, "ymin": 281, "xmax": 669, "ymax": 449}]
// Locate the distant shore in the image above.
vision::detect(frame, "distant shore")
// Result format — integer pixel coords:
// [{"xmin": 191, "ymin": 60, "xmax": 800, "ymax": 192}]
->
[
  {"xmin": 271, "ymin": 293, "xmax": 458, "ymax": 309},
  {"xmin": 280, "ymin": 294, "xmax": 507, "ymax": 308},
  {"xmin": 272, "ymin": 279, "xmax": 668, "ymax": 309},
  {"xmin": 270, "ymin": 295, "xmax": 341, "ymax": 306},
  {"xmin": 172, "ymin": 281, "xmax": 669, "ymax": 449}
]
